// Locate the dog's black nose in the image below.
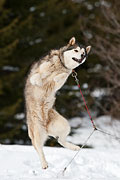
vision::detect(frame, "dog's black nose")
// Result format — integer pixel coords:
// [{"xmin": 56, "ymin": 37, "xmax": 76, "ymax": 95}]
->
[{"xmin": 81, "ymin": 54, "xmax": 84, "ymax": 59}]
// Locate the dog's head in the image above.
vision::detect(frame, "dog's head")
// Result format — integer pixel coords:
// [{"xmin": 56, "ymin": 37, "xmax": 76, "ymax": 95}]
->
[{"xmin": 62, "ymin": 37, "xmax": 91, "ymax": 69}]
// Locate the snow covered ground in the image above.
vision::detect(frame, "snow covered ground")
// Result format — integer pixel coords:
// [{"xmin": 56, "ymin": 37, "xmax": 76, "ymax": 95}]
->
[
  {"xmin": 0, "ymin": 116, "xmax": 120, "ymax": 180},
  {"xmin": 68, "ymin": 115, "xmax": 120, "ymax": 149}
]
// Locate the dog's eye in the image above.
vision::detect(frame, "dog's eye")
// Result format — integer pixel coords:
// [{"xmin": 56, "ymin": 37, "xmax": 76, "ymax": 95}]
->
[{"xmin": 74, "ymin": 50, "xmax": 78, "ymax": 52}]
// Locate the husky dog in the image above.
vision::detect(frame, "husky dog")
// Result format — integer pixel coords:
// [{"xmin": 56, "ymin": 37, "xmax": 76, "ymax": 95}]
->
[{"xmin": 24, "ymin": 37, "xmax": 91, "ymax": 169}]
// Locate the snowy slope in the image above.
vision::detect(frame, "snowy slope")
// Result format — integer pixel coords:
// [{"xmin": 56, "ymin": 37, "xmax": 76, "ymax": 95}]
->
[
  {"xmin": 0, "ymin": 116, "xmax": 120, "ymax": 180},
  {"xmin": 0, "ymin": 145, "xmax": 120, "ymax": 180},
  {"xmin": 68, "ymin": 115, "xmax": 120, "ymax": 149}
]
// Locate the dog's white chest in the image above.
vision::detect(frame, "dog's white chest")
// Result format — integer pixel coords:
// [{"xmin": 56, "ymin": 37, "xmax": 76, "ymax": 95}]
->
[{"xmin": 54, "ymin": 73, "xmax": 69, "ymax": 91}]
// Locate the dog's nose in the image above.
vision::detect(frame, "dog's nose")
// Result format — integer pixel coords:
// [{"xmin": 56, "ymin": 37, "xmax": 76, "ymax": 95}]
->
[{"xmin": 81, "ymin": 54, "xmax": 84, "ymax": 59}]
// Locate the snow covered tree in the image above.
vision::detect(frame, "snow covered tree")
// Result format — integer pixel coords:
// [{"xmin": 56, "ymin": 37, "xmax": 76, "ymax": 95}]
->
[{"xmin": 88, "ymin": 0, "xmax": 120, "ymax": 118}]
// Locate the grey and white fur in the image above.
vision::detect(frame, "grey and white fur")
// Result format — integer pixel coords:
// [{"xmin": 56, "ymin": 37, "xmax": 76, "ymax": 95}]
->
[{"xmin": 24, "ymin": 37, "xmax": 91, "ymax": 169}]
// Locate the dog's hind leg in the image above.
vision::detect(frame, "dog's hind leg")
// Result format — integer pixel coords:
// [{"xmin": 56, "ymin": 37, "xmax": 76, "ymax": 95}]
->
[
  {"xmin": 28, "ymin": 118, "xmax": 48, "ymax": 169},
  {"xmin": 47, "ymin": 109, "xmax": 80, "ymax": 151},
  {"xmin": 34, "ymin": 125, "xmax": 48, "ymax": 169}
]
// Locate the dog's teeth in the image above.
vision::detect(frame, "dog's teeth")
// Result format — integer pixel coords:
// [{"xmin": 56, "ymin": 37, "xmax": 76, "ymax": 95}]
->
[{"xmin": 72, "ymin": 57, "xmax": 81, "ymax": 63}]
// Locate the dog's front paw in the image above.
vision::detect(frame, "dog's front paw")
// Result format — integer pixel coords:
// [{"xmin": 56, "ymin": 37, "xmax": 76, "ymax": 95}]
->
[{"xmin": 30, "ymin": 73, "xmax": 42, "ymax": 86}]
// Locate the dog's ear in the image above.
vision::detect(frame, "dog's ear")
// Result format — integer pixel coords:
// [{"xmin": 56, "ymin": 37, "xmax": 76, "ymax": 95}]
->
[
  {"xmin": 86, "ymin": 46, "xmax": 91, "ymax": 54},
  {"xmin": 69, "ymin": 37, "xmax": 76, "ymax": 46}
]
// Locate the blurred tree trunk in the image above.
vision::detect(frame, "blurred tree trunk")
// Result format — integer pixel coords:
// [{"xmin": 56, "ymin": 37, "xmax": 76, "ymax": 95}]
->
[{"xmin": 90, "ymin": 0, "xmax": 120, "ymax": 118}]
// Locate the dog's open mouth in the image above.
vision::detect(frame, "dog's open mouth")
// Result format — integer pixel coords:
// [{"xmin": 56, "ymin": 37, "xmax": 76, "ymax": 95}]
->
[{"xmin": 72, "ymin": 57, "xmax": 83, "ymax": 64}]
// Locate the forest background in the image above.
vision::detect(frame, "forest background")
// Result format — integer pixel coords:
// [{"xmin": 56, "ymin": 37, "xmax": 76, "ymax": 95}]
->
[{"xmin": 0, "ymin": 0, "xmax": 119, "ymax": 145}]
